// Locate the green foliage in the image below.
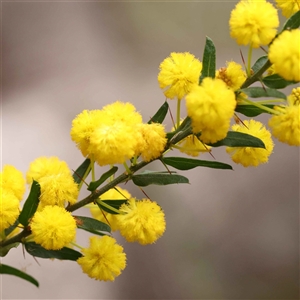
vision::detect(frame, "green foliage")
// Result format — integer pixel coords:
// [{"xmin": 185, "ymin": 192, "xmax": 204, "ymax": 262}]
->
[
  {"xmin": 75, "ymin": 215, "xmax": 111, "ymax": 235},
  {"xmin": 209, "ymin": 131, "xmax": 265, "ymax": 148},
  {"xmin": 25, "ymin": 242, "xmax": 82, "ymax": 261},
  {"xmin": 262, "ymin": 74, "xmax": 296, "ymax": 89},
  {"xmin": 19, "ymin": 180, "xmax": 41, "ymax": 227},
  {"xmin": 73, "ymin": 158, "xmax": 91, "ymax": 184},
  {"xmin": 282, "ymin": 10, "xmax": 300, "ymax": 31},
  {"xmin": 0, "ymin": 264, "xmax": 39, "ymax": 287},
  {"xmin": 162, "ymin": 157, "xmax": 233, "ymax": 170},
  {"xmin": 88, "ymin": 167, "xmax": 118, "ymax": 191},
  {"xmin": 240, "ymin": 87, "xmax": 286, "ymax": 99},
  {"xmin": 132, "ymin": 171, "xmax": 189, "ymax": 186},
  {"xmin": 235, "ymin": 104, "xmax": 274, "ymax": 117},
  {"xmin": 251, "ymin": 56, "xmax": 268, "ymax": 75},
  {"xmin": 96, "ymin": 199, "xmax": 128, "ymax": 214},
  {"xmin": 148, "ymin": 101, "xmax": 169, "ymax": 124},
  {"xmin": 199, "ymin": 37, "xmax": 216, "ymax": 83}
]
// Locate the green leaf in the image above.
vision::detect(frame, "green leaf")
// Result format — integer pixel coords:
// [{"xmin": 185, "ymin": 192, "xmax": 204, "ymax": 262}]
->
[
  {"xmin": 96, "ymin": 199, "xmax": 128, "ymax": 215},
  {"xmin": 235, "ymin": 104, "xmax": 274, "ymax": 117},
  {"xmin": 0, "ymin": 264, "xmax": 39, "ymax": 287},
  {"xmin": 19, "ymin": 181, "xmax": 41, "ymax": 227},
  {"xmin": 88, "ymin": 166, "xmax": 118, "ymax": 191},
  {"xmin": 240, "ymin": 87, "xmax": 286, "ymax": 100},
  {"xmin": 209, "ymin": 131, "xmax": 265, "ymax": 148},
  {"xmin": 282, "ymin": 11, "xmax": 300, "ymax": 31},
  {"xmin": 148, "ymin": 101, "xmax": 169, "ymax": 124},
  {"xmin": 74, "ymin": 215, "xmax": 111, "ymax": 235},
  {"xmin": 162, "ymin": 157, "xmax": 233, "ymax": 170},
  {"xmin": 262, "ymin": 74, "xmax": 296, "ymax": 89},
  {"xmin": 25, "ymin": 242, "xmax": 82, "ymax": 261},
  {"xmin": 132, "ymin": 171, "xmax": 189, "ymax": 187},
  {"xmin": 73, "ymin": 158, "xmax": 91, "ymax": 184},
  {"xmin": 251, "ymin": 56, "xmax": 268, "ymax": 75},
  {"xmin": 166, "ymin": 117, "xmax": 192, "ymax": 141},
  {"xmin": 199, "ymin": 36, "xmax": 216, "ymax": 83},
  {"xmin": 4, "ymin": 218, "xmax": 19, "ymax": 236},
  {"xmin": 0, "ymin": 243, "xmax": 19, "ymax": 257}
]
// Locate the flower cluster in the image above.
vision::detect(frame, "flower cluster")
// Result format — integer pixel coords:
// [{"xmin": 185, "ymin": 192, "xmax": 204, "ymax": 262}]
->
[
  {"xmin": 1, "ymin": 0, "xmax": 299, "ymax": 288},
  {"xmin": 70, "ymin": 101, "xmax": 167, "ymax": 166}
]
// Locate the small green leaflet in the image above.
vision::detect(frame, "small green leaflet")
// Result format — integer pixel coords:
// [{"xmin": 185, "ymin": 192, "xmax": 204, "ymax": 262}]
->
[
  {"xmin": 209, "ymin": 131, "xmax": 265, "ymax": 148},
  {"xmin": 199, "ymin": 36, "xmax": 216, "ymax": 83},
  {"xmin": 0, "ymin": 264, "xmax": 39, "ymax": 287},
  {"xmin": 73, "ymin": 158, "xmax": 91, "ymax": 184},
  {"xmin": 96, "ymin": 199, "xmax": 128, "ymax": 215},
  {"xmin": 88, "ymin": 166, "xmax": 118, "ymax": 191},
  {"xmin": 240, "ymin": 87, "xmax": 286, "ymax": 100},
  {"xmin": 25, "ymin": 242, "xmax": 82, "ymax": 261},
  {"xmin": 19, "ymin": 180, "xmax": 41, "ymax": 227},
  {"xmin": 235, "ymin": 104, "xmax": 274, "ymax": 117},
  {"xmin": 162, "ymin": 157, "xmax": 233, "ymax": 170},
  {"xmin": 262, "ymin": 74, "xmax": 296, "ymax": 89},
  {"xmin": 282, "ymin": 10, "xmax": 300, "ymax": 31},
  {"xmin": 74, "ymin": 215, "xmax": 111, "ymax": 235},
  {"xmin": 148, "ymin": 101, "xmax": 169, "ymax": 124},
  {"xmin": 251, "ymin": 56, "xmax": 268, "ymax": 75},
  {"xmin": 132, "ymin": 171, "xmax": 189, "ymax": 187}
]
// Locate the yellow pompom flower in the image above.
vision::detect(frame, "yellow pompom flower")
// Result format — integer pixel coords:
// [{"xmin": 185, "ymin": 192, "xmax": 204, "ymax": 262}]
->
[
  {"xmin": 229, "ymin": 0, "xmax": 279, "ymax": 48},
  {"xmin": 268, "ymin": 29, "xmax": 300, "ymax": 82},
  {"xmin": 275, "ymin": 0, "xmax": 300, "ymax": 18},
  {"xmin": 26, "ymin": 156, "xmax": 71, "ymax": 184},
  {"xmin": 89, "ymin": 122, "xmax": 140, "ymax": 166},
  {"xmin": 216, "ymin": 61, "xmax": 247, "ymax": 90},
  {"xmin": 70, "ymin": 109, "xmax": 104, "ymax": 157},
  {"xmin": 30, "ymin": 205, "xmax": 76, "ymax": 250},
  {"xmin": 0, "ymin": 165, "xmax": 26, "ymax": 201},
  {"xmin": 102, "ymin": 101, "xmax": 143, "ymax": 126},
  {"xmin": 177, "ymin": 134, "xmax": 211, "ymax": 157},
  {"xmin": 90, "ymin": 186, "xmax": 131, "ymax": 231},
  {"xmin": 38, "ymin": 173, "xmax": 79, "ymax": 207},
  {"xmin": 268, "ymin": 92, "xmax": 300, "ymax": 146},
  {"xmin": 117, "ymin": 198, "xmax": 166, "ymax": 245},
  {"xmin": 77, "ymin": 236, "xmax": 126, "ymax": 281},
  {"xmin": 158, "ymin": 52, "xmax": 202, "ymax": 100},
  {"xmin": 186, "ymin": 77, "xmax": 236, "ymax": 144},
  {"xmin": 226, "ymin": 120, "xmax": 274, "ymax": 167},
  {"xmin": 0, "ymin": 189, "xmax": 20, "ymax": 232},
  {"xmin": 136, "ymin": 123, "xmax": 167, "ymax": 162}
]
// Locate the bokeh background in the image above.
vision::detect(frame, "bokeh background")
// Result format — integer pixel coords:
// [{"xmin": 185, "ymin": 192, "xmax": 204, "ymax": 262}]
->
[{"xmin": 1, "ymin": 1, "xmax": 299, "ymax": 299}]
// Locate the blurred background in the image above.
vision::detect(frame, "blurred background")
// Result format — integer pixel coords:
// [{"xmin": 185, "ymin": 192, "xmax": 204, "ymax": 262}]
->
[{"xmin": 1, "ymin": 1, "xmax": 299, "ymax": 299}]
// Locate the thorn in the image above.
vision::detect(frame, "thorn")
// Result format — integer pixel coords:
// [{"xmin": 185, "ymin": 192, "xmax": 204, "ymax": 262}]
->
[{"xmin": 139, "ymin": 187, "xmax": 151, "ymax": 200}]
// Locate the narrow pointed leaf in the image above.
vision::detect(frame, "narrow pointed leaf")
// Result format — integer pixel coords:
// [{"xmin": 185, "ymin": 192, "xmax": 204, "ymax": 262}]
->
[
  {"xmin": 74, "ymin": 215, "xmax": 111, "ymax": 235},
  {"xmin": 235, "ymin": 104, "xmax": 274, "ymax": 117},
  {"xmin": 209, "ymin": 131, "xmax": 265, "ymax": 148},
  {"xmin": 25, "ymin": 242, "xmax": 82, "ymax": 261},
  {"xmin": 19, "ymin": 181, "xmax": 40, "ymax": 227},
  {"xmin": 132, "ymin": 172, "xmax": 189, "ymax": 186},
  {"xmin": 282, "ymin": 11, "xmax": 300, "ymax": 31},
  {"xmin": 251, "ymin": 56, "xmax": 268, "ymax": 75},
  {"xmin": 0, "ymin": 243, "xmax": 19, "ymax": 257},
  {"xmin": 88, "ymin": 166, "xmax": 118, "ymax": 191},
  {"xmin": 162, "ymin": 157, "xmax": 232, "ymax": 170},
  {"xmin": 73, "ymin": 158, "xmax": 91, "ymax": 184},
  {"xmin": 96, "ymin": 199, "xmax": 128, "ymax": 215},
  {"xmin": 4, "ymin": 218, "xmax": 19, "ymax": 236},
  {"xmin": 167, "ymin": 117, "xmax": 192, "ymax": 141},
  {"xmin": 240, "ymin": 87, "xmax": 286, "ymax": 99},
  {"xmin": 199, "ymin": 36, "xmax": 216, "ymax": 83},
  {"xmin": 148, "ymin": 101, "xmax": 169, "ymax": 124},
  {"xmin": 0, "ymin": 264, "xmax": 39, "ymax": 287},
  {"xmin": 262, "ymin": 74, "xmax": 296, "ymax": 89}
]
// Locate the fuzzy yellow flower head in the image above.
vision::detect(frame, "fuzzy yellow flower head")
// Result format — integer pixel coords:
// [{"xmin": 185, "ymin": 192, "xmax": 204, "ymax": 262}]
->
[
  {"xmin": 117, "ymin": 198, "xmax": 166, "ymax": 245},
  {"xmin": 275, "ymin": 0, "xmax": 300, "ymax": 18},
  {"xmin": 229, "ymin": 0, "xmax": 279, "ymax": 48},
  {"xmin": 70, "ymin": 110, "xmax": 104, "ymax": 157},
  {"xmin": 268, "ymin": 29, "xmax": 300, "ymax": 82},
  {"xmin": 226, "ymin": 120, "xmax": 274, "ymax": 167},
  {"xmin": 158, "ymin": 52, "xmax": 202, "ymax": 100},
  {"xmin": 89, "ymin": 122, "xmax": 140, "ymax": 166},
  {"xmin": 90, "ymin": 186, "xmax": 131, "ymax": 231},
  {"xmin": 216, "ymin": 61, "xmax": 247, "ymax": 91},
  {"xmin": 186, "ymin": 77, "xmax": 236, "ymax": 144},
  {"xmin": 77, "ymin": 236, "xmax": 126, "ymax": 281},
  {"xmin": 0, "ymin": 165, "xmax": 25, "ymax": 201},
  {"xmin": 135, "ymin": 123, "xmax": 167, "ymax": 162},
  {"xmin": 38, "ymin": 173, "xmax": 78, "ymax": 207},
  {"xmin": 268, "ymin": 93, "xmax": 300, "ymax": 146},
  {"xmin": 0, "ymin": 188, "xmax": 20, "ymax": 232},
  {"xmin": 26, "ymin": 156, "xmax": 71, "ymax": 184},
  {"xmin": 30, "ymin": 205, "xmax": 76, "ymax": 250}
]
